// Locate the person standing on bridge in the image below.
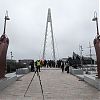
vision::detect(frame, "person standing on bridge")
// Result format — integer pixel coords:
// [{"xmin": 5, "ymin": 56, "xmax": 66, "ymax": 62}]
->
[
  {"xmin": 36, "ymin": 60, "xmax": 41, "ymax": 72},
  {"xmin": 30, "ymin": 60, "xmax": 34, "ymax": 72},
  {"xmin": 65, "ymin": 63, "xmax": 69, "ymax": 73},
  {"xmin": 61, "ymin": 61, "xmax": 64, "ymax": 72}
]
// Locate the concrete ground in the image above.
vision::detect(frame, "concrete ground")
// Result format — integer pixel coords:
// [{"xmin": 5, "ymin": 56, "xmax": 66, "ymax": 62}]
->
[{"xmin": 0, "ymin": 68, "xmax": 100, "ymax": 100}]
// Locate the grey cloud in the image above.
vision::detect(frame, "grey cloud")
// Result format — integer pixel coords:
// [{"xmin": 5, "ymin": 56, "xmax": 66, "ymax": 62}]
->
[{"xmin": 0, "ymin": 0, "xmax": 99, "ymax": 60}]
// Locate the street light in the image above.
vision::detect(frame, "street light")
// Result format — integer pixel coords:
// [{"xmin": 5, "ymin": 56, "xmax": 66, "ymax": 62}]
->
[
  {"xmin": 92, "ymin": 11, "xmax": 100, "ymax": 78},
  {"xmin": 92, "ymin": 11, "xmax": 99, "ymax": 36},
  {"xmin": 10, "ymin": 51, "xmax": 13, "ymax": 60},
  {"xmin": 3, "ymin": 10, "xmax": 10, "ymax": 35},
  {"xmin": 79, "ymin": 45, "xmax": 83, "ymax": 69},
  {"xmin": 10, "ymin": 51, "xmax": 13, "ymax": 72}
]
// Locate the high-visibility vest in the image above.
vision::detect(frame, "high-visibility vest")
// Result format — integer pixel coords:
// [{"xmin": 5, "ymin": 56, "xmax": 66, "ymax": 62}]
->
[{"xmin": 37, "ymin": 61, "xmax": 40, "ymax": 66}]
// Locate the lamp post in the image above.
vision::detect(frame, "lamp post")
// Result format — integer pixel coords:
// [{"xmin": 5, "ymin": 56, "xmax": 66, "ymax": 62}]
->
[
  {"xmin": 10, "ymin": 51, "xmax": 13, "ymax": 60},
  {"xmin": 0, "ymin": 11, "xmax": 10, "ymax": 78},
  {"xmin": 92, "ymin": 11, "xmax": 99, "ymax": 36},
  {"xmin": 93, "ymin": 11, "xmax": 100, "ymax": 78},
  {"xmin": 88, "ymin": 42, "xmax": 94, "ymax": 73},
  {"xmin": 79, "ymin": 45, "xmax": 83, "ymax": 69},
  {"xmin": 3, "ymin": 10, "xmax": 10, "ymax": 35},
  {"xmin": 10, "ymin": 51, "xmax": 13, "ymax": 72}
]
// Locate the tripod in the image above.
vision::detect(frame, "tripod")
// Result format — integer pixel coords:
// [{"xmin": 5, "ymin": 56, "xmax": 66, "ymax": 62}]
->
[{"xmin": 24, "ymin": 69, "xmax": 45, "ymax": 100}]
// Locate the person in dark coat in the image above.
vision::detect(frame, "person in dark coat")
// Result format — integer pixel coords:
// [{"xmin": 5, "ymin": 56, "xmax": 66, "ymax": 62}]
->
[
  {"xmin": 30, "ymin": 60, "xmax": 34, "ymax": 72},
  {"xmin": 65, "ymin": 63, "xmax": 69, "ymax": 73},
  {"xmin": 61, "ymin": 62, "xmax": 64, "ymax": 72}
]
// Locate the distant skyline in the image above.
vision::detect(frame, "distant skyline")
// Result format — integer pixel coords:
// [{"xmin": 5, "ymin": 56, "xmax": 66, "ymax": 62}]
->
[{"xmin": 0, "ymin": 0, "xmax": 99, "ymax": 60}]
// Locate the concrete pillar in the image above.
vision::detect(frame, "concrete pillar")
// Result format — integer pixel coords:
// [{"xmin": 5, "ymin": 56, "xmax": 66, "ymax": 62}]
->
[
  {"xmin": 94, "ymin": 37, "xmax": 100, "ymax": 78},
  {"xmin": 0, "ymin": 35, "xmax": 9, "ymax": 79}
]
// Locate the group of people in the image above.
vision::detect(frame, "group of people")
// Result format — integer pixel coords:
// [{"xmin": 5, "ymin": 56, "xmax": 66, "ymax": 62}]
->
[
  {"xmin": 61, "ymin": 62, "xmax": 69, "ymax": 73},
  {"xmin": 29, "ymin": 59, "xmax": 69, "ymax": 73},
  {"xmin": 42, "ymin": 60, "xmax": 55, "ymax": 67}
]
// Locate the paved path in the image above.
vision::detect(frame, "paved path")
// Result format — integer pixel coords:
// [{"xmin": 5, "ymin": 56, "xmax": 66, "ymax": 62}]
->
[{"xmin": 0, "ymin": 68, "xmax": 100, "ymax": 100}]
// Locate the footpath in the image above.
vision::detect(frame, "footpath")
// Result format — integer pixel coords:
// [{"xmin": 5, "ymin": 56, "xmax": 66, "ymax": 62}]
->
[{"xmin": 0, "ymin": 68, "xmax": 100, "ymax": 100}]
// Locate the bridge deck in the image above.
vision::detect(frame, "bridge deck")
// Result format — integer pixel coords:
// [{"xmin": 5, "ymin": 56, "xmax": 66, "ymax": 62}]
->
[{"xmin": 0, "ymin": 68, "xmax": 100, "ymax": 100}]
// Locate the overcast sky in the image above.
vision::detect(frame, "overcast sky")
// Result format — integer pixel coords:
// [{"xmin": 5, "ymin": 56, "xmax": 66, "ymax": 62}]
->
[{"xmin": 0, "ymin": 0, "xmax": 99, "ymax": 60}]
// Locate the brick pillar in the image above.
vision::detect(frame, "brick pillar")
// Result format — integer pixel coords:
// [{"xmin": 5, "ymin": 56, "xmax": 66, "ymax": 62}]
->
[
  {"xmin": 94, "ymin": 37, "xmax": 100, "ymax": 78},
  {"xmin": 0, "ymin": 35, "xmax": 9, "ymax": 79}
]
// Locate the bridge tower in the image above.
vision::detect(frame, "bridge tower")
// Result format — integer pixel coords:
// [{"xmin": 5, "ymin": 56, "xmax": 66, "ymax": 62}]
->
[{"xmin": 42, "ymin": 8, "xmax": 56, "ymax": 61}]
